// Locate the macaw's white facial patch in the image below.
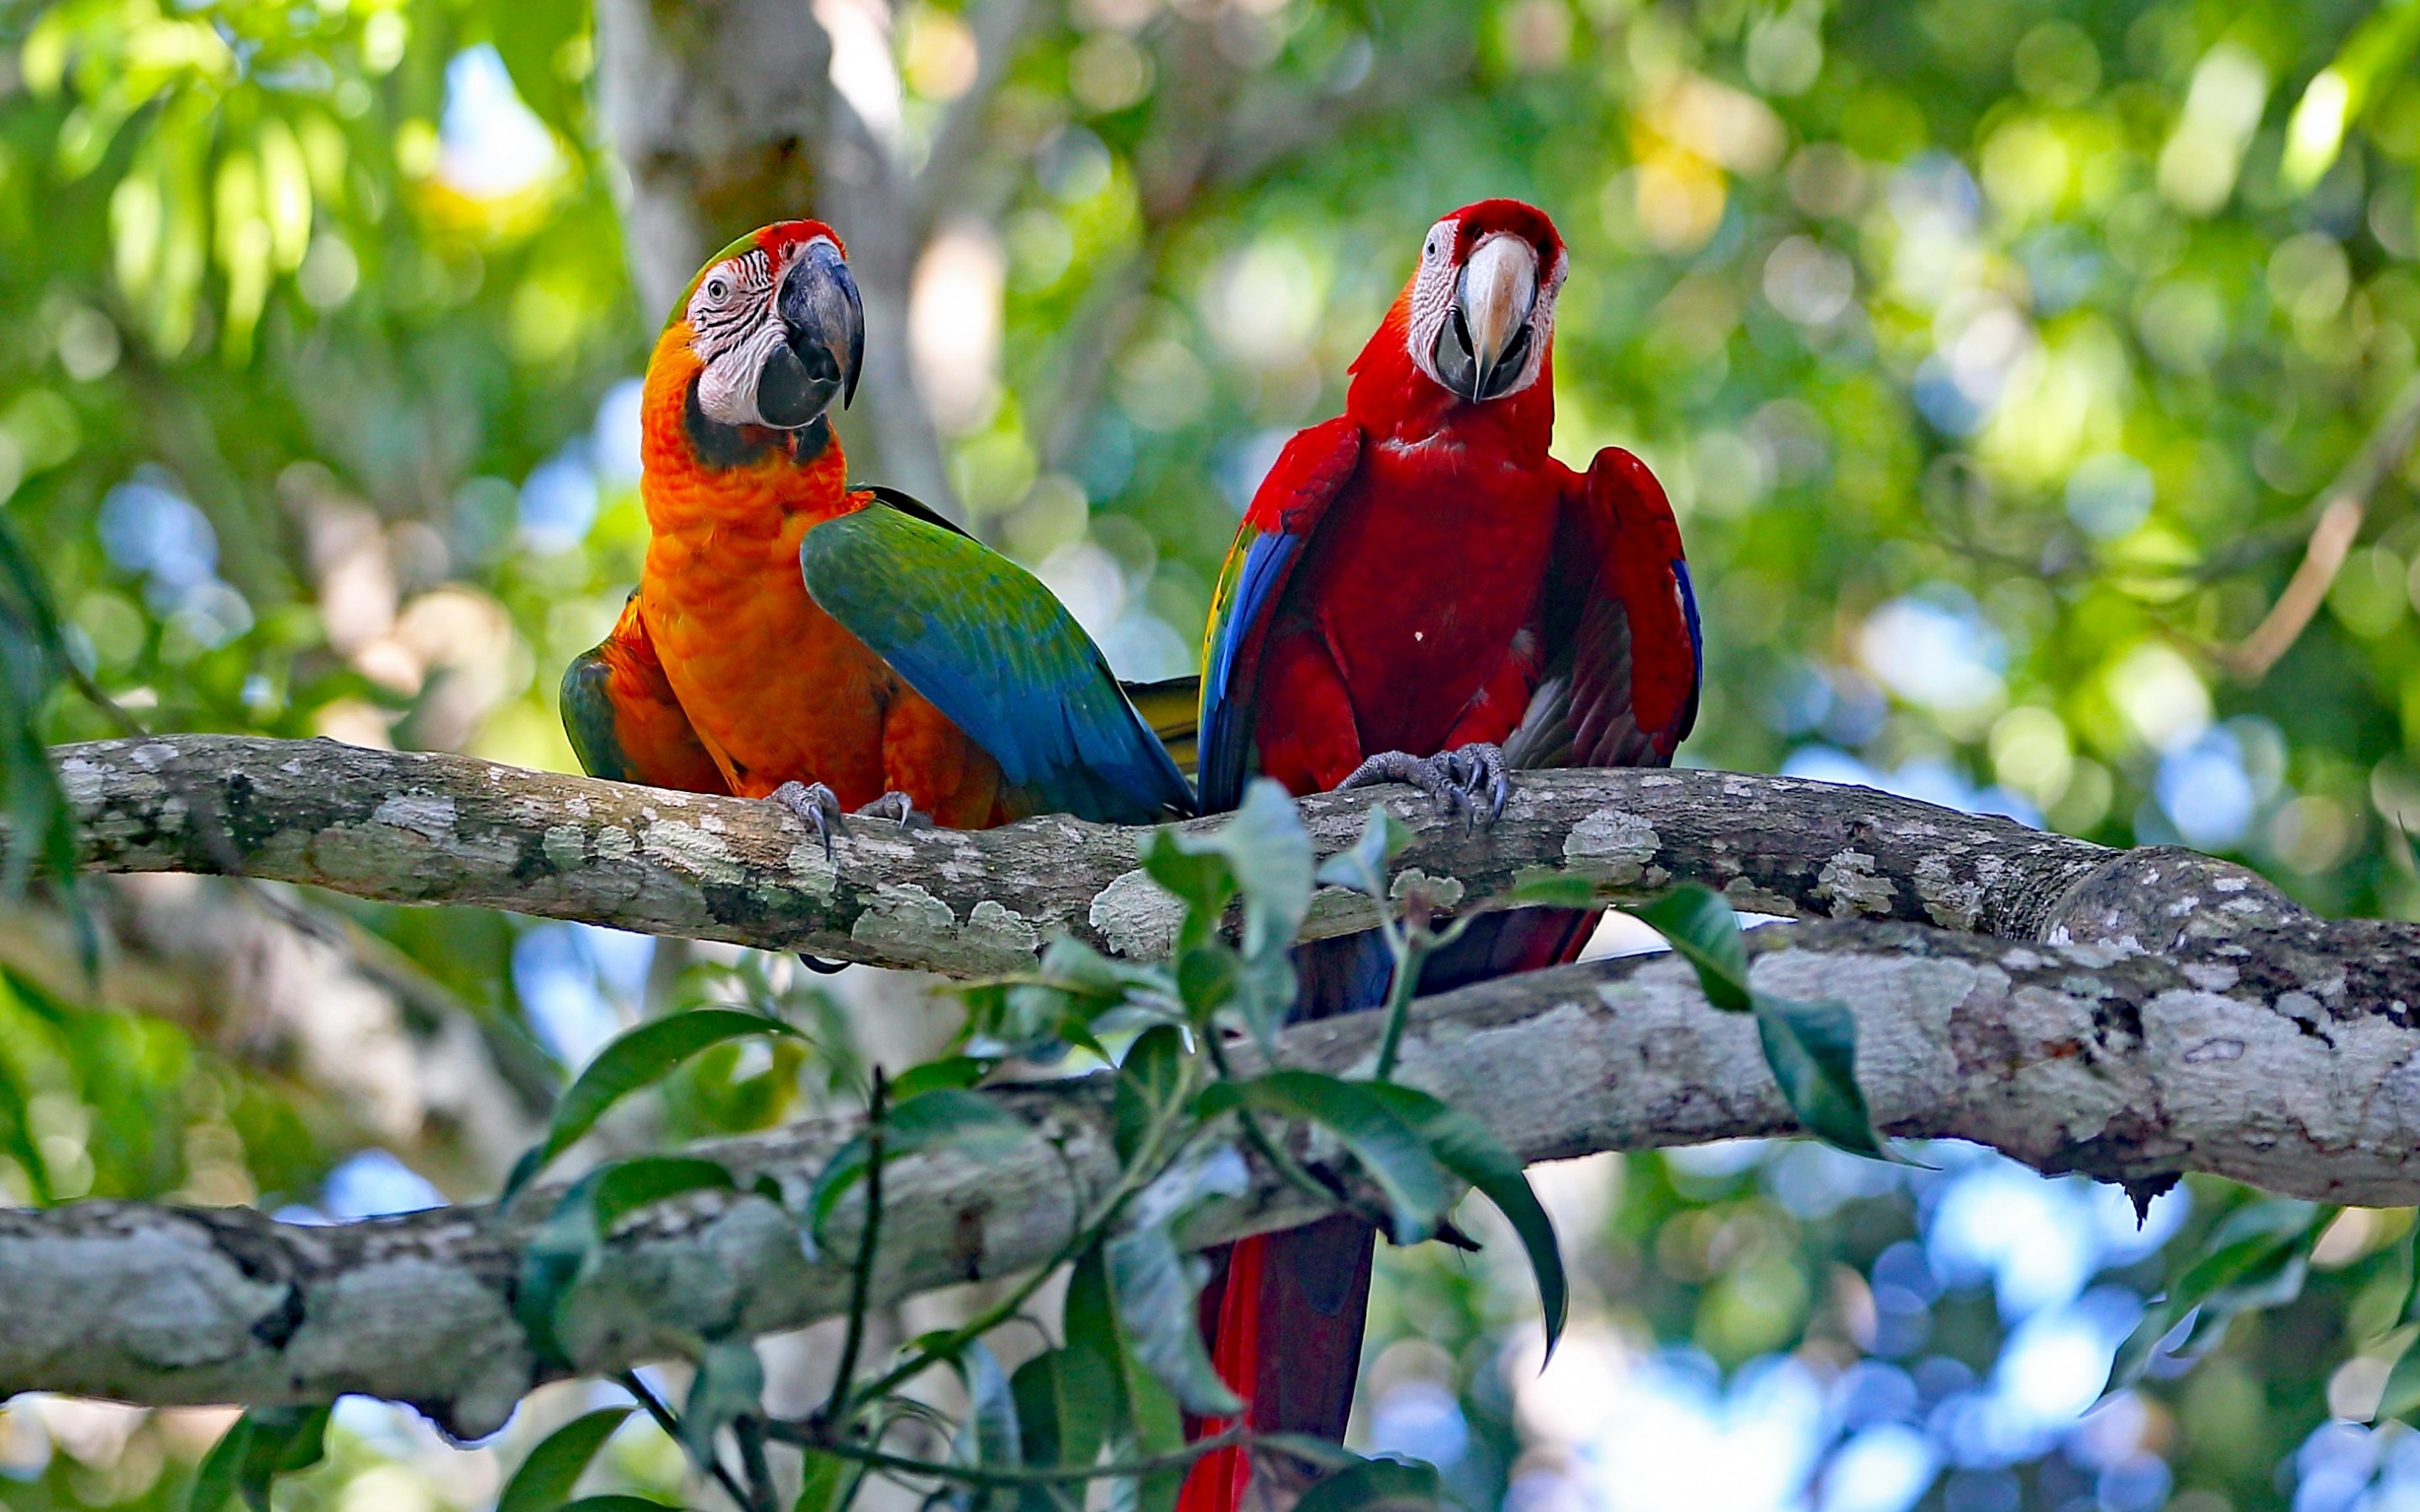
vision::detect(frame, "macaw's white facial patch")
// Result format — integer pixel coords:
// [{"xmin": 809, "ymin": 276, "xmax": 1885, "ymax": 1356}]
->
[
  {"xmin": 1405, "ymin": 219, "xmax": 1569, "ymax": 402},
  {"xmin": 688, "ymin": 246, "xmax": 786, "ymax": 428},
  {"xmin": 1406, "ymin": 214, "xmax": 1462, "ymax": 384}
]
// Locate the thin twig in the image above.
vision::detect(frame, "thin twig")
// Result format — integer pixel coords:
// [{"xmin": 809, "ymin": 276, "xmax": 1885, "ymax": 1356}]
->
[
  {"xmin": 1371, "ymin": 930, "xmax": 1432, "ymax": 1084},
  {"xmin": 1203, "ymin": 1030, "xmax": 1344, "ymax": 1208},
  {"xmin": 735, "ymin": 1416, "xmax": 777, "ymax": 1512},
  {"xmin": 618, "ymin": 1369, "xmax": 758, "ymax": 1512},
  {"xmin": 823, "ymin": 1068, "xmax": 889, "ymax": 1426},
  {"xmin": 767, "ymin": 1424, "xmax": 1249, "ymax": 1488},
  {"xmin": 840, "ymin": 1050, "xmax": 1209, "ymax": 1415},
  {"xmin": 2220, "ymin": 373, "xmax": 2420, "ymax": 681}
]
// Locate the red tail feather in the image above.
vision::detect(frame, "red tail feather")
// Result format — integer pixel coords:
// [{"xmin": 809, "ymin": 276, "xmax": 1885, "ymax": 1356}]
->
[
  {"xmin": 1178, "ymin": 1235, "xmax": 1265, "ymax": 1512},
  {"xmin": 1179, "ymin": 1216, "xmax": 1376, "ymax": 1512}
]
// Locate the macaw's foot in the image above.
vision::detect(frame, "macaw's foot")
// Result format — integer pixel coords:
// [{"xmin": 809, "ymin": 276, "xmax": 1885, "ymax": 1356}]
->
[
  {"xmin": 767, "ymin": 780, "xmax": 849, "ymax": 861},
  {"xmin": 853, "ymin": 790, "xmax": 933, "ymax": 831},
  {"xmin": 1339, "ymin": 742, "xmax": 1511, "ymax": 828}
]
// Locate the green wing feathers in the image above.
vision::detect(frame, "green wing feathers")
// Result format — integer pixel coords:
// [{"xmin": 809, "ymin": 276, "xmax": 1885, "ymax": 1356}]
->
[{"xmin": 798, "ymin": 499, "xmax": 1195, "ymax": 822}]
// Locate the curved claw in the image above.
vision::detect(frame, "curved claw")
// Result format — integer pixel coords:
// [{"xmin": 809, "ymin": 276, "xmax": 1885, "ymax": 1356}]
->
[
  {"xmin": 768, "ymin": 780, "xmax": 849, "ymax": 862},
  {"xmin": 853, "ymin": 790, "xmax": 933, "ymax": 832},
  {"xmin": 1440, "ymin": 743, "xmax": 1509, "ymax": 824},
  {"xmin": 1337, "ymin": 742, "xmax": 1512, "ymax": 831}
]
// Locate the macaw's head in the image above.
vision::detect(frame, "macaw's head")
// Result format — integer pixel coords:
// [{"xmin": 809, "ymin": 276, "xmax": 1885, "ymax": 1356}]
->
[
  {"xmin": 1397, "ymin": 199, "xmax": 1568, "ymax": 406},
  {"xmin": 666, "ymin": 220, "xmax": 865, "ymax": 435}
]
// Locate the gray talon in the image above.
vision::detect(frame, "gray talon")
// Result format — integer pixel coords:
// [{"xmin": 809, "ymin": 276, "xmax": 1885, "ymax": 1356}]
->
[
  {"xmin": 768, "ymin": 780, "xmax": 849, "ymax": 860},
  {"xmin": 1338, "ymin": 742, "xmax": 1512, "ymax": 830},
  {"xmin": 854, "ymin": 790, "xmax": 931, "ymax": 831}
]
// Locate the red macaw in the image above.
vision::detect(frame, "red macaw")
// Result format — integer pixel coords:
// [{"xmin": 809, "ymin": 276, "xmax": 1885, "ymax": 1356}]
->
[
  {"xmin": 561, "ymin": 221, "xmax": 1192, "ymax": 839},
  {"xmin": 1180, "ymin": 199, "xmax": 1701, "ymax": 1511}
]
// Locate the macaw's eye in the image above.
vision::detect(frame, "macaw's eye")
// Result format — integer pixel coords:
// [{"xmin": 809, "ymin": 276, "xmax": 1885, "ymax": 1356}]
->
[
  {"xmin": 705, "ymin": 276, "xmax": 731, "ymax": 302},
  {"xmin": 1425, "ymin": 238, "xmax": 1439, "ymax": 260}
]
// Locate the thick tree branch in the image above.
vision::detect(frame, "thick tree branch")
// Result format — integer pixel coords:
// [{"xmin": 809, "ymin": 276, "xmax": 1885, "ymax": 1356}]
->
[
  {"xmin": 47, "ymin": 734, "xmax": 2300, "ymax": 975},
  {"xmin": 6, "ymin": 907, "xmax": 2418, "ymax": 1433}
]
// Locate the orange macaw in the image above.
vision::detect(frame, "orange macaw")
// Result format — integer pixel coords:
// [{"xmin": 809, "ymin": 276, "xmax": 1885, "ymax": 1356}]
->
[{"xmin": 562, "ymin": 221, "xmax": 1191, "ymax": 840}]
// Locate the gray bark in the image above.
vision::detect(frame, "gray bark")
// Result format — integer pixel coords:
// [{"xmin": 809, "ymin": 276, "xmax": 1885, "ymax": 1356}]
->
[
  {"xmin": 50, "ymin": 734, "xmax": 2292, "ymax": 974},
  {"xmin": 592, "ymin": 0, "xmax": 833, "ymax": 323},
  {"xmin": 6, "ymin": 905, "xmax": 2417, "ymax": 1436},
  {"xmin": 8, "ymin": 733, "xmax": 2418, "ymax": 1429}
]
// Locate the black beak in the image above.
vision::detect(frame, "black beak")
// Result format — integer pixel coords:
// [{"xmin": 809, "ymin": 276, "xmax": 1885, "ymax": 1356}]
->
[{"xmin": 758, "ymin": 239, "xmax": 865, "ymax": 428}]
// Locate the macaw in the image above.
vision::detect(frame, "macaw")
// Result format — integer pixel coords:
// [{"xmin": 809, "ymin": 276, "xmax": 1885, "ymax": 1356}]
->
[
  {"xmin": 561, "ymin": 220, "xmax": 1192, "ymax": 841},
  {"xmin": 1180, "ymin": 199, "xmax": 1702, "ymax": 1512}
]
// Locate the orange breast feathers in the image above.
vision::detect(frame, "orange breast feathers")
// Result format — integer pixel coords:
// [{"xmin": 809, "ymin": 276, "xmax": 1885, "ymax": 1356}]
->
[
  {"xmin": 632, "ymin": 320, "xmax": 1008, "ymax": 827},
  {"xmin": 594, "ymin": 593, "xmax": 732, "ymax": 795}
]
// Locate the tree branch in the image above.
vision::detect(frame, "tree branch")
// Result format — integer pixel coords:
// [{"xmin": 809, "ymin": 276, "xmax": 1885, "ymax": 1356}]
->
[
  {"xmin": 50, "ymin": 734, "xmax": 2294, "ymax": 976},
  {"xmin": 2216, "ymin": 370, "xmax": 2420, "ymax": 680},
  {"xmin": 6, "ymin": 905, "xmax": 2417, "ymax": 1433}
]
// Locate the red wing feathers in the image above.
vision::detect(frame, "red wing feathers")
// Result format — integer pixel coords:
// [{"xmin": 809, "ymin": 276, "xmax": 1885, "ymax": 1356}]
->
[{"xmin": 1508, "ymin": 447, "xmax": 1701, "ymax": 771}]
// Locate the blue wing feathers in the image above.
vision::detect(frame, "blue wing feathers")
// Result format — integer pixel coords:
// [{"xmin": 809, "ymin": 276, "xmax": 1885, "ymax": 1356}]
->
[
  {"xmin": 1197, "ymin": 530, "xmax": 1301, "ymax": 813},
  {"xmin": 1671, "ymin": 558, "xmax": 1703, "ymax": 748}
]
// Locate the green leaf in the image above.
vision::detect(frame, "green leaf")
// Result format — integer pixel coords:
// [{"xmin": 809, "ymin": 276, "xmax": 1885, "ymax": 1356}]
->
[
  {"xmin": 1011, "ymin": 1354, "xmax": 1069, "ymax": 1509},
  {"xmin": 1495, "ymin": 871, "xmax": 1600, "ymax": 911},
  {"xmin": 1105, "ymin": 1146, "xmax": 1249, "ymax": 1417},
  {"xmin": 1061, "ymin": 1242, "xmax": 1129, "ymax": 1473},
  {"xmin": 1210, "ymin": 780, "xmax": 1315, "ymax": 958},
  {"xmin": 186, "ymin": 1415, "xmax": 254, "ymax": 1512},
  {"xmin": 2377, "ymin": 1331, "xmax": 2420, "ymax": 1423},
  {"xmin": 203, "ymin": 1405, "xmax": 330, "ymax": 1512},
  {"xmin": 1292, "ymin": 1457, "xmax": 1441, "ymax": 1512},
  {"xmin": 1113, "ymin": 1025, "xmax": 1189, "ymax": 1165},
  {"xmin": 957, "ymin": 1340, "xmax": 1024, "ymax": 1468},
  {"xmin": 1142, "ymin": 780, "xmax": 1313, "ymax": 960},
  {"xmin": 517, "ymin": 1165, "xmax": 616, "ymax": 1367},
  {"xmin": 681, "ymin": 1339, "xmax": 765, "ymax": 1472},
  {"xmin": 487, "ymin": 0, "xmax": 586, "ymax": 136},
  {"xmin": 2397, "ymin": 1223, "xmax": 2420, "ymax": 1328},
  {"xmin": 892, "ymin": 1057, "xmax": 992, "ymax": 1100},
  {"xmin": 1173, "ymin": 944, "xmax": 1243, "ymax": 1023},
  {"xmin": 1249, "ymin": 1437, "xmax": 1365, "ymax": 1474},
  {"xmin": 592, "ymin": 1157, "xmax": 737, "ymax": 1231},
  {"xmin": 1103, "ymin": 1236, "xmax": 1189, "ymax": 1512},
  {"xmin": 807, "ymin": 1088, "xmax": 1032, "ymax": 1240},
  {"xmin": 515, "ymin": 1158, "xmax": 742, "ymax": 1367},
  {"xmin": 510, "ymin": 1010, "xmax": 804, "ymax": 1196},
  {"xmin": 794, "ymin": 1451, "xmax": 850, "ymax": 1512},
  {"xmin": 1752, "ymin": 994, "xmax": 1896, "ymax": 1161},
  {"xmin": 1137, "ymin": 838, "xmax": 1234, "ymax": 934},
  {"xmin": 1010, "ymin": 1350, "xmax": 1064, "ymax": 1467},
  {"xmin": 973, "ymin": 937, "xmax": 1176, "ymax": 1056},
  {"xmin": 2112, "ymin": 1200, "xmax": 2327, "ymax": 1386},
  {"xmin": 2179, "ymin": 1205, "xmax": 2323, "ymax": 1301},
  {"xmin": 560, "ymin": 1498, "xmax": 681, "ymax": 1512},
  {"xmin": 497, "ymin": 1408, "xmax": 634, "ymax": 1512},
  {"xmin": 1197, "ymin": 1072, "xmax": 1453, "ymax": 1243},
  {"xmin": 944, "ymin": 1342, "xmax": 1023, "ymax": 1512},
  {"xmin": 0, "ymin": 1053, "xmax": 50, "ymax": 1204},
  {"xmin": 1622, "ymin": 885, "xmax": 1750, "ymax": 1011},
  {"xmin": 1359, "ymin": 1083, "xmax": 1567, "ymax": 1357},
  {"xmin": 1315, "ymin": 805, "xmax": 1411, "ymax": 896}
]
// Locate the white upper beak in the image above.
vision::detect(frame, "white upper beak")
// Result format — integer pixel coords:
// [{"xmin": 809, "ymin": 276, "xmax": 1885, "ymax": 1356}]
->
[{"xmin": 1461, "ymin": 234, "xmax": 1539, "ymax": 388}]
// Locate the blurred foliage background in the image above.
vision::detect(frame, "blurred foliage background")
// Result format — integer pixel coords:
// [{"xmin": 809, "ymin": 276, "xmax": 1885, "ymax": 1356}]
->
[{"xmin": 3, "ymin": 0, "xmax": 2420, "ymax": 1509}]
